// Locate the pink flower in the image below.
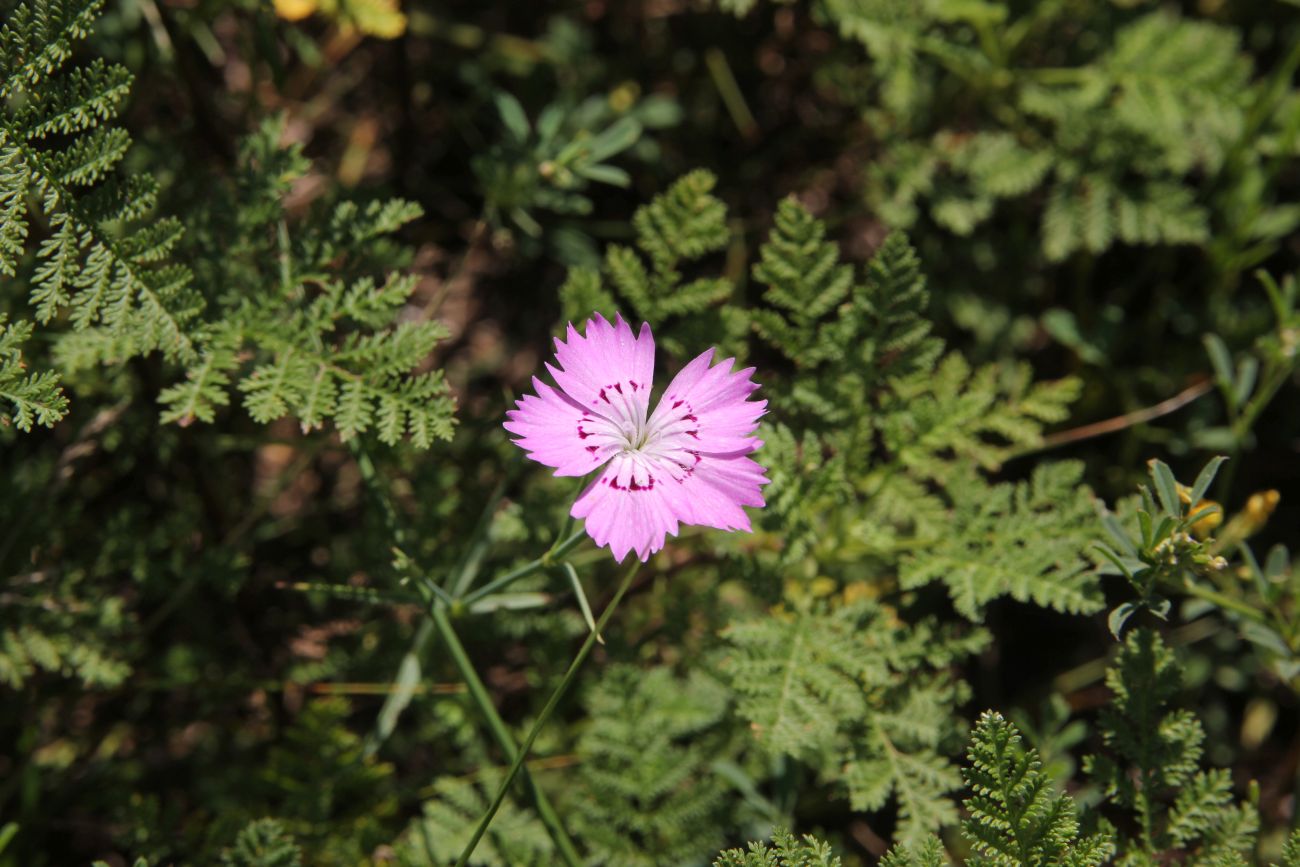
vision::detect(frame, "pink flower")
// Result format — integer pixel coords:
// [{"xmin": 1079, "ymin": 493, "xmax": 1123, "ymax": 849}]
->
[{"xmin": 505, "ymin": 313, "xmax": 769, "ymax": 562}]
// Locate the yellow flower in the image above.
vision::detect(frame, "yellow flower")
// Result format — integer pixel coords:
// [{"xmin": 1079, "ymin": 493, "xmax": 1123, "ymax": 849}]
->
[
  {"xmin": 1177, "ymin": 483, "xmax": 1223, "ymax": 538},
  {"xmin": 273, "ymin": 0, "xmax": 316, "ymax": 21},
  {"xmin": 273, "ymin": 0, "xmax": 407, "ymax": 39},
  {"xmin": 1241, "ymin": 489, "xmax": 1280, "ymax": 535}
]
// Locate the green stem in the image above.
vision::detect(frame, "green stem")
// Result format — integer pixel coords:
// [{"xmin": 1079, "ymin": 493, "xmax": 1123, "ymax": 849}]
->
[
  {"xmin": 455, "ymin": 559, "xmax": 643, "ymax": 867},
  {"xmin": 349, "ymin": 442, "xmax": 581, "ymax": 865},
  {"xmin": 458, "ymin": 530, "xmax": 586, "ymax": 605},
  {"xmin": 1177, "ymin": 580, "xmax": 1268, "ymax": 625},
  {"xmin": 430, "ymin": 605, "xmax": 583, "ymax": 867},
  {"xmin": 704, "ymin": 47, "xmax": 758, "ymax": 141}
]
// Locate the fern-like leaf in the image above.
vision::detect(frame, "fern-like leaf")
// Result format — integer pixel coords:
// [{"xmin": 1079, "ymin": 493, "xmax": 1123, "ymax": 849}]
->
[
  {"xmin": 570, "ymin": 666, "xmax": 733, "ymax": 866},
  {"xmin": 393, "ymin": 775, "xmax": 553, "ymax": 867},
  {"xmin": 1084, "ymin": 629, "xmax": 1258, "ymax": 864},
  {"xmin": 899, "ymin": 461, "xmax": 1104, "ymax": 619},
  {"xmin": 750, "ymin": 198, "xmax": 855, "ymax": 367},
  {"xmin": 220, "ymin": 819, "xmax": 303, "ymax": 867},
  {"xmin": 0, "ymin": 314, "xmax": 67, "ymax": 430},
  {"xmin": 724, "ymin": 603, "xmax": 984, "ymax": 842},
  {"xmin": 963, "ymin": 711, "xmax": 1114, "ymax": 867},
  {"xmin": 880, "ymin": 838, "xmax": 950, "ymax": 867},
  {"xmin": 1, "ymin": 0, "xmax": 200, "ymax": 360},
  {"xmin": 713, "ymin": 828, "xmax": 842, "ymax": 867}
]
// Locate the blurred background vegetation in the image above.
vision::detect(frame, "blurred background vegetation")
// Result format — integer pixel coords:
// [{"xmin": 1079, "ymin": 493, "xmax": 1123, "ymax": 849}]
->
[{"xmin": 2, "ymin": 0, "xmax": 1300, "ymax": 864}]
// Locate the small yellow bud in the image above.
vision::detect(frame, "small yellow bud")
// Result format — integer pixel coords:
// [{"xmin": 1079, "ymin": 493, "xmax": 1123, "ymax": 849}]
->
[
  {"xmin": 1211, "ymin": 489, "xmax": 1282, "ymax": 552},
  {"xmin": 609, "ymin": 82, "xmax": 640, "ymax": 114},
  {"xmin": 274, "ymin": 0, "xmax": 318, "ymax": 21},
  {"xmin": 1243, "ymin": 490, "xmax": 1280, "ymax": 533}
]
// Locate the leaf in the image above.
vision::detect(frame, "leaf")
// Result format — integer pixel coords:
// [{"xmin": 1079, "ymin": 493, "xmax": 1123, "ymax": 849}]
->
[
  {"xmin": 713, "ymin": 829, "xmax": 842, "ymax": 866},
  {"xmin": 1, "ymin": 2, "xmax": 202, "ymax": 362},
  {"xmin": 562, "ymin": 562, "xmax": 602, "ymax": 644},
  {"xmin": 1109, "ymin": 602, "xmax": 1138, "ymax": 639},
  {"xmin": 899, "ymin": 462, "xmax": 1103, "ymax": 619},
  {"xmin": 1204, "ymin": 335, "xmax": 1235, "ymax": 390},
  {"xmin": 583, "ymin": 116, "xmax": 642, "ymax": 163},
  {"xmin": 366, "ymin": 619, "xmax": 435, "ymax": 756},
  {"xmin": 724, "ymin": 604, "xmax": 979, "ymax": 839},
  {"xmin": 220, "ymin": 819, "xmax": 303, "ymax": 867},
  {"xmin": 1085, "ymin": 629, "xmax": 1258, "ymax": 861},
  {"xmin": 0, "ymin": 315, "xmax": 69, "ymax": 430},
  {"xmin": 572, "ymin": 666, "xmax": 732, "ymax": 866},
  {"xmin": 724, "ymin": 606, "xmax": 868, "ymax": 757},
  {"xmin": 1189, "ymin": 456, "xmax": 1229, "ymax": 509},
  {"xmin": 1148, "ymin": 459, "xmax": 1182, "ymax": 518},
  {"xmin": 494, "ymin": 91, "xmax": 531, "ymax": 142},
  {"xmin": 962, "ymin": 711, "xmax": 1113, "ymax": 866}
]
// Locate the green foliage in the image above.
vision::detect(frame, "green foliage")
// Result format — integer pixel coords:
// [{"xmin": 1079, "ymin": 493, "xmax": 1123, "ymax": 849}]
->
[
  {"xmin": 1283, "ymin": 831, "xmax": 1300, "ymax": 867},
  {"xmin": 899, "ymin": 461, "xmax": 1103, "ymax": 619},
  {"xmin": 750, "ymin": 217, "xmax": 940, "ymax": 424},
  {"xmin": 4, "ymin": 2, "xmax": 1296, "ymax": 863},
  {"xmin": 713, "ymin": 828, "xmax": 841, "ymax": 867},
  {"xmin": 754, "ymin": 422, "xmax": 850, "ymax": 566},
  {"xmin": 880, "ymin": 838, "xmax": 950, "ymax": 867},
  {"xmin": 254, "ymin": 698, "xmax": 398, "ymax": 865},
  {"xmin": 569, "ymin": 665, "xmax": 734, "ymax": 866},
  {"xmin": 559, "ymin": 170, "xmax": 733, "ymax": 353},
  {"xmin": 750, "ymin": 199, "xmax": 854, "ymax": 367},
  {"xmin": 0, "ymin": 574, "xmax": 131, "ymax": 688},
  {"xmin": 0, "ymin": 0, "xmax": 200, "ymax": 361},
  {"xmin": 1085, "ymin": 629, "xmax": 1258, "ymax": 865},
  {"xmin": 961, "ymin": 711, "xmax": 1114, "ymax": 866},
  {"xmin": 1, "ymin": 0, "xmax": 453, "ymax": 446},
  {"xmin": 742, "ymin": 208, "xmax": 1092, "ymax": 618},
  {"xmin": 724, "ymin": 605, "xmax": 867, "ymax": 759},
  {"xmin": 474, "ymin": 90, "xmax": 650, "ymax": 238},
  {"xmin": 0, "ymin": 314, "xmax": 66, "ymax": 429},
  {"xmin": 880, "ymin": 354, "xmax": 1078, "ymax": 481},
  {"xmin": 147, "ymin": 117, "xmax": 455, "ymax": 446},
  {"xmin": 843, "ymin": 3, "xmax": 1299, "ymax": 264},
  {"xmin": 220, "ymin": 820, "xmax": 303, "ymax": 867},
  {"xmin": 724, "ymin": 602, "xmax": 986, "ymax": 843},
  {"xmin": 743, "ymin": 205, "xmax": 1079, "ymax": 505},
  {"xmin": 1093, "ymin": 454, "xmax": 1300, "ymax": 675},
  {"xmin": 393, "ymin": 776, "xmax": 554, "ymax": 867}
]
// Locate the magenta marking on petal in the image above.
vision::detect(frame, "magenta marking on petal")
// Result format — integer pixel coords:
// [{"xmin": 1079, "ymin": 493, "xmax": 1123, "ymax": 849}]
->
[
  {"xmin": 613, "ymin": 382, "xmax": 623, "ymax": 394},
  {"xmin": 630, "ymin": 381, "xmax": 639, "ymax": 391},
  {"xmin": 672, "ymin": 399, "xmax": 684, "ymax": 409}
]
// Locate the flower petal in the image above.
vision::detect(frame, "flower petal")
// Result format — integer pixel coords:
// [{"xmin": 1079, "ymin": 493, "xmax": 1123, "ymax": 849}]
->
[
  {"xmin": 647, "ymin": 349, "xmax": 766, "ymax": 455},
  {"xmin": 504, "ymin": 377, "xmax": 624, "ymax": 476},
  {"xmin": 658, "ymin": 452, "xmax": 769, "ymax": 532},
  {"xmin": 572, "ymin": 454, "xmax": 681, "ymax": 562},
  {"xmin": 547, "ymin": 313, "xmax": 654, "ymax": 428}
]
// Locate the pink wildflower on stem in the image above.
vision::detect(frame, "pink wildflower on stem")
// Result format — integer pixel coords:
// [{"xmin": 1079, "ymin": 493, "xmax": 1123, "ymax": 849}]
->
[{"xmin": 504, "ymin": 313, "xmax": 769, "ymax": 561}]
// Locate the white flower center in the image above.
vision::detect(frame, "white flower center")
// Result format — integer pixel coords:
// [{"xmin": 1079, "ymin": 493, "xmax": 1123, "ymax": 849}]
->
[{"xmin": 577, "ymin": 378, "xmax": 703, "ymax": 488}]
